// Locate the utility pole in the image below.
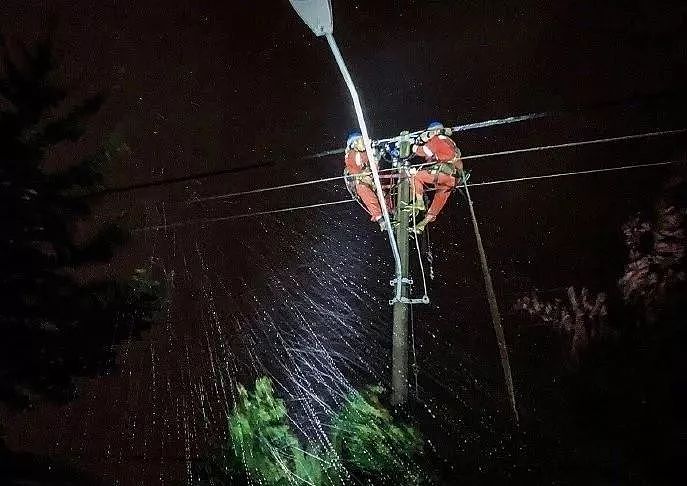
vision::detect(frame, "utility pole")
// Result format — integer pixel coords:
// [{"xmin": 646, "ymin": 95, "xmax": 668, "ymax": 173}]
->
[
  {"xmin": 288, "ymin": 0, "xmax": 414, "ymax": 406},
  {"xmin": 391, "ymin": 131, "xmax": 412, "ymax": 407}
]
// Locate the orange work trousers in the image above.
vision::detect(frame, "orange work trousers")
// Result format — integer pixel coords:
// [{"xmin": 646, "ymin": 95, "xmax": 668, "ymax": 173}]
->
[
  {"xmin": 356, "ymin": 183, "xmax": 393, "ymax": 221},
  {"xmin": 412, "ymin": 171, "xmax": 456, "ymax": 221}
]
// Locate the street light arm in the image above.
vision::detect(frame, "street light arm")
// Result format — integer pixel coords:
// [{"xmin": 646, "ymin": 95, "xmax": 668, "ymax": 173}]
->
[{"xmin": 324, "ymin": 33, "xmax": 403, "ymax": 301}]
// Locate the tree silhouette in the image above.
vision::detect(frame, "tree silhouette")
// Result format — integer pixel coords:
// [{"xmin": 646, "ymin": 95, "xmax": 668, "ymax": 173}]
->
[
  {"xmin": 511, "ymin": 176, "xmax": 687, "ymax": 483},
  {"xmin": 0, "ymin": 37, "xmax": 164, "ymax": 409},
  {"xmin": 515, "ymin": 287, "xmax": 611, "ymax": 362},
  {"xmin": 619, "ymin": 176, "xmax": 687, "ymax": 324}
]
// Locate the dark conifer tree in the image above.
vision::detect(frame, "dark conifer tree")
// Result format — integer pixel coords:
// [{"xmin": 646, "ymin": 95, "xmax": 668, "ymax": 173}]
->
[{"xmin": 0, "ymin": 37, "xmax": 164, "ymax": 409}]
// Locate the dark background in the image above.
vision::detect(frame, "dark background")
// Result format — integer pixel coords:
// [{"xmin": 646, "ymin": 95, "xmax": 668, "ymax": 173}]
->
[{"xmin": 1, "ymin": 0, "xmax": 686, "ymax": 484}]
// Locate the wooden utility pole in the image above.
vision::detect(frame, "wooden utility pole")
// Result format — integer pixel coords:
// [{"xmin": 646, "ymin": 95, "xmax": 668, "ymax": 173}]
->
[{"xmin": 391, "ymin": 132, "xmax": 412, "ymax": 406}]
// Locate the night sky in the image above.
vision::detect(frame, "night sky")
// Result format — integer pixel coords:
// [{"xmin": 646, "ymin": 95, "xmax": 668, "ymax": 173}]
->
[{"xmin": 2, "ymin": 0, "xmax": 687, "ymax": 484}]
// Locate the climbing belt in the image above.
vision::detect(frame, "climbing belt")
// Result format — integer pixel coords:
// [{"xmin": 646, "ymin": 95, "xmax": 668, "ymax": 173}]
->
[{"xmin": 343, "ymin": 170, "xmax": 372, "ymax": 216}]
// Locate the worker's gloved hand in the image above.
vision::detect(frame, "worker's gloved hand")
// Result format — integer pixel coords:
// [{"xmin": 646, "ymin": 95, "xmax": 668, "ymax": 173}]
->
[{"xmin": 408, "ymin": 167, "xmax": 418, "ymax": 175}]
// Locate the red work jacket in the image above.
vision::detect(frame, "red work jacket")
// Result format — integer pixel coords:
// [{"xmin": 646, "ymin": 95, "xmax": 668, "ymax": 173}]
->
[
  {"xmin": 414, "ymin": 134, "xmax": 460, "ymax": 163},
  {"xmin": 345, "ymin": 149, "xmax": 370, "ymax": 175}
]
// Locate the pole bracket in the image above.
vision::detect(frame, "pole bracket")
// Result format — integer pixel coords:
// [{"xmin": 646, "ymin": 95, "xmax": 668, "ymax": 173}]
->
[
  {"xmin": 390, "ymin": 277, "xmax": 413, "ymax": 286},
  {"xmin": 389, "ymin": 296, "xmax": 430, "ymax": 305}
]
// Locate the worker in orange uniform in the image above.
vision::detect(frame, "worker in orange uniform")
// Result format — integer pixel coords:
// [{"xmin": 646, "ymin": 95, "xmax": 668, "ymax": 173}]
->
[
  {"xmin": 407, "ymin": 121, "xmax": 465, "ymax": 234},
  {"xmin": 344, "ymin": 132, "xmax": 391, "ymax": 231}
]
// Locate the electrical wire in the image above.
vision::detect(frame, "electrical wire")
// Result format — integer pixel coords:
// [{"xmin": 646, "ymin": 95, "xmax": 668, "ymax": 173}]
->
[
  {"xmin": 135, "ymin": 158, "xmax": 686, "ymax": 232},
  {"xmin": 375, "ymin": 112, "xmax": 548, "ymax": 145},
  {"xmin": 467, "ymin": 159, "xmax": 685, "ymax": 187},
  {"xmin": 190, "ymin": 174, "xmax": 344, "ymax": 202},
  {"xmin": 189, "ymin": 128, "xmax": 686, "ymax": 204},
  {"xmin": 305, "ymin": 112, "xmax": 547, "ymax": 158},
  {"xmin": 135, "ymin": 199, "xmax": 352, "ymax": 232},
  {"xmin": 97, "ymin": 111, "xmax": 544, "ymax": 196},
  {"xmin": 461, "ymin": 128, "xmax": 687, "ymax": 161}
]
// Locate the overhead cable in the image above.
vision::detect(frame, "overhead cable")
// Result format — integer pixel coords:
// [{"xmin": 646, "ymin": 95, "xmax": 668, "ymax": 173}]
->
[
  {"xmin": 190, "ymin": 128, "xmax": 686, "ymax": 204},
  {"xmin": 136, "ymin": 158, "xmax": 686, "ymax": 232}
]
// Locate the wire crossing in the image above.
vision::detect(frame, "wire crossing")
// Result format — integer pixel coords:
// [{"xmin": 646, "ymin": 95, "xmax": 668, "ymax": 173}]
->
[
  {"xmin": 306, "ymin": 112, "xmax": 547, "ymax": 158},
  {"xmin": 135, "ymin": 158, "xmax": 686, "ymax": 232},
  {"xmin": 189, "ymin": 128, "xmax": 686, "ymax": 204}
]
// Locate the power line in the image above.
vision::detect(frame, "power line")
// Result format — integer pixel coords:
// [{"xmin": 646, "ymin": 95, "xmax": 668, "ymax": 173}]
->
[
  {"xmin": 136, "ymin": 158, "xmax": 686, "ymax": 232},
  {"xmin": 376, "ymin": 112, "xmax": 547, "ymax": 145},
  {"xmin": 190, "ymin": 174, "xmax": 343, "ymax": 202},
  {"xmin": 373, "ymin": 88, "xmax": 687, "ymax": 147},
  {"xmin": 92, "ymin": 111, "xmax": 547, "ymax": 196},
  {"xmin": 305, "ymin": 112, "xmax": 547, "ymax": 158},
  {"xmin": 468, "ymin": 159, "xmax": 684, "ymax": 187},
  {"xmin": 90, "ymin": 89, "xmax": 687, "ymax": 196},
  {"xmin": 190, "ymin": 128, "xmax": 687, "ymax": 204},
  {"xmin": 135, "ymin": 199, "xmax": 352, "ymax": 232},
  {"xmin": 461, "ymin": 128, "xmax": 687, "ymax": 161},
  {"xmin": 91, "ymin": 160, "xmax": 274, "ymax": 196}
]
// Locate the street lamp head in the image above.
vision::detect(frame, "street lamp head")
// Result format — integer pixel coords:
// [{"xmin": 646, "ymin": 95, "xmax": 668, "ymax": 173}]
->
[{"xmin": 288, "ymin": 0, "xmax": 333, "ymax": 37}]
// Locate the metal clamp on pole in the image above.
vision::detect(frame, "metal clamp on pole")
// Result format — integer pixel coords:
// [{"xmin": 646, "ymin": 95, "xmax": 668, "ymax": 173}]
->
[
  {"xmin": 390, "ymin": 277, "xmax": 413, "ymax": 286},
  {"xmin": 399, "ymin": 297, "xmax": 430, "ymax": 305}
]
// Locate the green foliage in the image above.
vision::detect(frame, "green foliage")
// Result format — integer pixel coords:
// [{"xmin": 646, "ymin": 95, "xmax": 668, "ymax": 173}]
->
[
  {"xmin": 0, "ymin": 38, "xmax": 164, "ymax": 408},
  {"xmin": 228, "ymin": 377, "xmax": 328, "ymax": 485},
  {"xmin": 198, "ymin": 378, "xmax": 425, "ymax": 485},
  {"xmin": 332, "ymin": 386, "xmax": 424, "ymax": 485}
]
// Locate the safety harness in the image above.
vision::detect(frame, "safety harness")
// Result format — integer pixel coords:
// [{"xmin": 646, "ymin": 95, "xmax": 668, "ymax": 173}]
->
[{"xmin": 424, "ymin": 136, "xmax": 462, "ymax": 184}]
